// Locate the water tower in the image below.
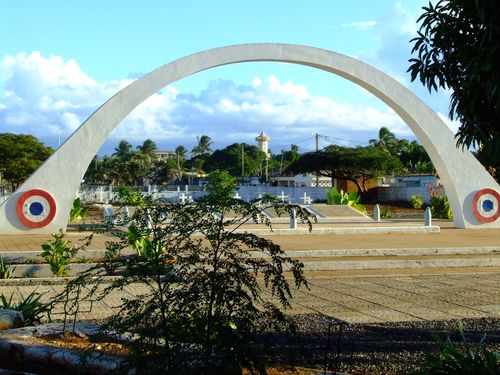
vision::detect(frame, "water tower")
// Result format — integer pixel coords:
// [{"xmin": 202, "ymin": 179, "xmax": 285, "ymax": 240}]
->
[
  {"xmin": 255, "ymin": 131, "xmax": 271, "ymax": 157},
  {"xmin": 256, "ymin": 131, "xmax": 271, "ymax": 184}
]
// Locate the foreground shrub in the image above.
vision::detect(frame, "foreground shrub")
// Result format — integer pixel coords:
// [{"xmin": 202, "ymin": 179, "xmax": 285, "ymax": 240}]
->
[
  {"xmin": 62, "ymin": 171, "xmax": 315, "ymax": 373},
  {"xmin": 0, "ymin": 256, "xmax": 15, "ymax": 279},
  {"xmin": 411, "ymin": 326, "xmax": 500, "ymax": 375},
  {"xmin": 0, "ymin": 290, "xmax": 52, "ymax": 325},
  {"xmin": 40, "ymin": 230, "xmax": 79, "ymax": 277},
  {"xmin": 69, "ymin": 196, "xmax": 89, "ymax": 222}
]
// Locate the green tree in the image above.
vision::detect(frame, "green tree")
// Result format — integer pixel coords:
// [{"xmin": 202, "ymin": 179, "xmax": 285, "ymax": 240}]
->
[
  {"xmin": 287, "ymin": 145, "xmax": 403, "ymax": 193},
  {"xmin": 175, "ymin": 145, "xmax": 188, "ymax": 162},
  {"xmin": 400, "ymin": 140, "xmax": 434, "ymax": 174},
  {"xmin": 98, "ymin": 155, "xmax": 123, "ymax": 184},
  {"xmin": 205, "ymin": 170, "xmax": 237, "ymax": 201},
  {"xmin": 136, "ymin": 139, "xmax": 158, "ymax": 161},
  {"xmin": 274, "ymin": 144, "xmax": 301, "ymax": 174},
  {"xmin": 125, "ymin": 151, "xmax": 153, "ymax": 186},
  {"xmin": 112, "ymin": 140, "xmax": 133, "ymax": 161},
  {"xmin": 151, "ymin": 158, "xmax": 179, "ymax": 185},
  {"xmin": 191, "ymin": 135, "xmax": 213, "ymax": 157},
  {"xmin": 369, "ymin": 127, "xmax": 401, "ymax": 155},
  {"xmin": 204, "ymin": 143, "xmax": 267, "ymax": 178},
  {"xmin": 408, "ymin": 0, "xmax": 500, "ymax": 166},
  {"xmin": 0, "ymin": 133, "xmax": 53, "ymax": 190}
]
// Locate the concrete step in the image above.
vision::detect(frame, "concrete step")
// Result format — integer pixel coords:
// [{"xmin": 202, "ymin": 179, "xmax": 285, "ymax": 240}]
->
[
  {"xmin": 2, "ymin": 247, "xmax": 500, "ymax": 277},
  {"xmin": 299, "ymin": 254, "xmax": 500, "ymax": 271},
  {"xmin": 287, "ymin": 247, "xmax": 500, "ymax": 271}
]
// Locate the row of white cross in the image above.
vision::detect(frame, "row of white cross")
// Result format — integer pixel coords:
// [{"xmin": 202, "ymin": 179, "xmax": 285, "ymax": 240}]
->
[{"xmin": 177, "ymin": 191, "xmax": 312, "ymax": 205}]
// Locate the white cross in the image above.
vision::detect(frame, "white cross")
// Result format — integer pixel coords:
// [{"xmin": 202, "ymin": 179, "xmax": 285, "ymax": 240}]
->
[
  {"xmin": 179, "ymin": 193, "xmax": 187, "ymax": 203},
  {"xmin": 233, "ymin": 192, "xmax": 242, "ymax": 199},
  {"xmin": 301, "ymin": 192, "xmax": 310, "ymax": 205},
  {"xmin": 279, "ymin": 191, "xmax": 287, "ymax": 203}
]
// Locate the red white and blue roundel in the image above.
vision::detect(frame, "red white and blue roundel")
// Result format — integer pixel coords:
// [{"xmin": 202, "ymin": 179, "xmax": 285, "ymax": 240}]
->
[
  {"xmin": 471, "ymin": 188, "xmax": 500, "ymax": 223},
  {"xmin": 16, "ymin": 189, "xmax": 57, "ymax": 228}
]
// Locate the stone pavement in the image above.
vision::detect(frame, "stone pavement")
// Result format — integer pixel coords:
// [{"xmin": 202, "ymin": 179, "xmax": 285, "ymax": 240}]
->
[
  {"xmin": 1, "ymin": 269, "xmax": 499, "ymax": 324},
  {"xmin": 0, "ymin": 220, "xmax": 499, "ymax": 252},
  {"xmin": 0, "ymin": 222, "xmax": 499, "ymax": 324}
]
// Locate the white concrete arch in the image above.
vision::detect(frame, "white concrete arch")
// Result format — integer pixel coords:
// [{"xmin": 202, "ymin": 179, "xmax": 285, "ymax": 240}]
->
[{"xmin": 1, "ymin": 43, "xmax": 499, "ymax": 233}]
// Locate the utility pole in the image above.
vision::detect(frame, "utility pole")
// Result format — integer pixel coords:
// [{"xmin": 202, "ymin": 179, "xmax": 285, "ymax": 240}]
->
[
  {"xmin": 177, "ymin": 150, "xmax": 181, "ymax": 183},
  {"xmin": 315, "ymin": 133, "xmax": 320, "ymax": 187},
  {"xmin": 241, "ymin": 143, "xmax": 245, "ymax": 184}
]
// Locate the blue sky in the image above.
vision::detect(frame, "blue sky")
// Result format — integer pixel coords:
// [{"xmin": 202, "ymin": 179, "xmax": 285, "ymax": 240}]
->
[{"xmin": 0, "ymin": 1, "xmax": 456, "ymax": 155}]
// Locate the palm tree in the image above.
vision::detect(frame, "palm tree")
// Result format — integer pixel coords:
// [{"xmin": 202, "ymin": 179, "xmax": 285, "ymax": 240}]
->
[
  {"xmin": 369, "ymin": 127, "xmax": 399, "ymax": 154},
  {"xmin": 126, "ymin": 152, "xmax": 153, "ymax": 186},
  {"xmin": 112, "ymin": 140, "xmax": 133, "ymax": 160},
  {"xmin": 191, "ymin": 135, "xmax": 213, "ymax": 156},
  {"xmin": 175, "ymin": 145, "xmax": 188, "ymax": 161},
  {"xmin": 137, "ymin": 139, "xmax": 157, "ymax": 158}
]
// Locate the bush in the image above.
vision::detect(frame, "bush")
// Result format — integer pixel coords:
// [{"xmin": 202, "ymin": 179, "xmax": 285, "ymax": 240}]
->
[
  {"xmin": 40, "ymin": 231, "xmax": 79, "ymax": 277},
  {"xmin": 0, "ymin": 256, "xmax": 15, "ymax": 279},
  {"xmin": 380, "ymin": 206, "xmax": 393, "ymax": 219},
  {"xmin": 69, "ymin": 197, "xmax": 89, "ymax": 222},
  {"xmin": 0, "ymin": 290, "xmax": 52, "ymax": 325},
  {"xmin": 430, "ymin": 195, "xmax": 453, "ymax": 220},
  {"xmin": 410, "ymin": 194, "xmax": 424, "ymax": 209},
  {"xmin": 425, "ymin": 183, "xmax": 453, "ymax": 220},
  {"xmin": 324, "ymin": 187, "xmax": 366, "ymax": 213},
  {"xmin": 61, "ymin": 178, "xmax": 314, "ymax": 373},
  {"xmin": 411, "ymin": 326, "xmax": 500, "ymax": 374}
]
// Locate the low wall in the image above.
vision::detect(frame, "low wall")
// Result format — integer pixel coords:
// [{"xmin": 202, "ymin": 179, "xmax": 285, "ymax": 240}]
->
[
  {"xmin": 78, "ymin": 185, "xmax": 329, "ymax": 204},
  {"xmin": 376, "ymin": 186, "xmax": 444, "ymax": 204}
]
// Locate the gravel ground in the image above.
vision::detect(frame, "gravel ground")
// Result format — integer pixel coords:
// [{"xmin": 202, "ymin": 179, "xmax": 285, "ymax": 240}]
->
[
  {"xmin": 261, "ymin": 315, "xmax": 500, "ymax": 374},
  {"xmin": 2, "ymin": 314, "xmax": 498, "ymax": 374}
]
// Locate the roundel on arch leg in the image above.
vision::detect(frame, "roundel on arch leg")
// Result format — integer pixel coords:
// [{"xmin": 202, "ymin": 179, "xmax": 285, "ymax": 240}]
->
[
  {"xmin": 16, "ymin": 189, "xmax": 57, "ymax": 228},
  {"xmin": 471, "ymin": 188, "xmax": 500, "ymax": 223}
]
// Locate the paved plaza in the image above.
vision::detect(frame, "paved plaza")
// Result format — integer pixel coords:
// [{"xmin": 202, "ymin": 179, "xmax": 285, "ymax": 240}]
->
[
  {"xmin": 1, "ymin": 269, "xmax": 499, "ymax": 324},
  {"xmin": 0, "ymin": 223, "xmax": 499, "ymax": 324}
]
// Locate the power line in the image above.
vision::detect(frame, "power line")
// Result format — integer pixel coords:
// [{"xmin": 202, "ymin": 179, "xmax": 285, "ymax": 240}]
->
[
  {"xmin": 320, "ymin": 134, "xmax": 370, "ymax": 146},
  {"xmin": 271, "ymin": 136, "xmax": 316, "ymax": 151}
]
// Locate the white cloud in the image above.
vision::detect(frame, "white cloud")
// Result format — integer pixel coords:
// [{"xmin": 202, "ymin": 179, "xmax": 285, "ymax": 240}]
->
[
  {"xmin": 1, "ymin": 51, "xmax": 418, "ymax": 154},
  {"xmin": 0, "ymin": 52, "xmax": 130, "ymax": 139}
]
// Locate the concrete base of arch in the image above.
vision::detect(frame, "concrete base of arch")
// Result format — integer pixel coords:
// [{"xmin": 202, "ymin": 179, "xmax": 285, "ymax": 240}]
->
[{"xmin": 1, "ymin": 43, "xmax": 499, "ymax": 234}]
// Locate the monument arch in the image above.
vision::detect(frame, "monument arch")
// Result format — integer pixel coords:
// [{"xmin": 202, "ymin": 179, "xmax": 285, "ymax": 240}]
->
[{"xmin": 1, "ymin": 43, "xmax": 499, "ymax": 233}]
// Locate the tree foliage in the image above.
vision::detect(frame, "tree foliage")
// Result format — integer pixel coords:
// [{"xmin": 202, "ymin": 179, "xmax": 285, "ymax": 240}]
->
[
  {"xmin": 112, "ymin": 140, "xmax": 133, "ymax": 161},
  {"xmin": 0, "ymin": 133, "xmax": 53, "ymax": 190},
  {"xmin": 191, "ymin": 135, "xmax": 213, "ymax": 157},
  {"xmin": 286, "ymin": 145, "xmax": 403, "ymax": 192},
  {"xmin": 204, "ymin": 170, "xmax": 237, "ymax": 201},
  {"xmin": 408, "ymin": 0, "xmax": 500, "ymax": 165},
  {"xmin": 60, "ymin": 177, "xmax": 313, "ymax": 373},
  {"xmin": 369, "ymin": 127, "xmax": 401, "ymax": 155},
  {"xmin": 204, "ymin": 143, "xmax": 267, "ymax": 178},
  {"xmin": 369, "ymin": 127, "xmax": 434, "ymax": 173}
]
